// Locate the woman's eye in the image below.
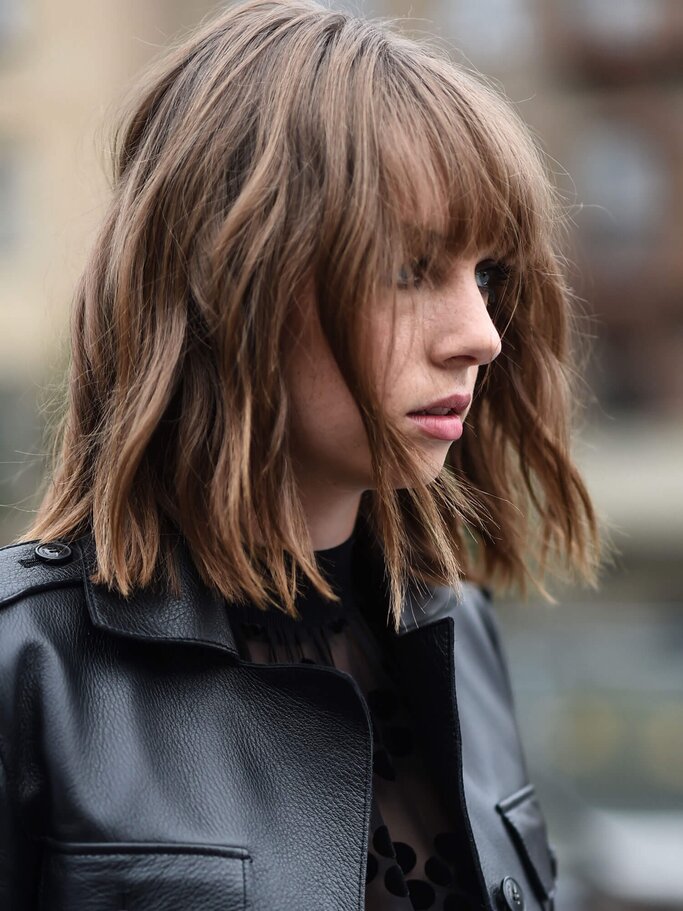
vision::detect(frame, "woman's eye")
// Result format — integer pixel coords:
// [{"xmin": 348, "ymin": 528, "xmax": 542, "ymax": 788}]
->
[{"xmin": 475, "ymin": 259, "xmax": 509, "ymax": 307}]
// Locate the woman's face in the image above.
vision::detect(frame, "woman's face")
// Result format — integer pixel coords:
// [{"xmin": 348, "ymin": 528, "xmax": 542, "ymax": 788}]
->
[{"xmin": 285, "ymin": 251, "xmax": 502, "ymax": 496}]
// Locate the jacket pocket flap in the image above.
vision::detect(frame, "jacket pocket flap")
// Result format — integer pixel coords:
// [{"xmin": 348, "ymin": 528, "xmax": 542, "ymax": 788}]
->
[
  {"xmin": 39, "ymin": 841, "xmax": 252, "ymax": 910},
  {"xmin": 496, "ymin": 784, "xmax": 557, "ymax": 902}
]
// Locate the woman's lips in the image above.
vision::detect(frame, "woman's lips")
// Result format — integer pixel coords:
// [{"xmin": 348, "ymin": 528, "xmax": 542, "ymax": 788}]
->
[{"xmin": 407, "ymin": 412, "xmax": 464, "ymax": 441}]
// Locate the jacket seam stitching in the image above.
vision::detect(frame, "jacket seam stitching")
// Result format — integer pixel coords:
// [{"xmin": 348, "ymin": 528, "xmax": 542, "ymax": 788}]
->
[
  {"xmin": 37, "ymin": 843, "xmax": 252, "ymax": 859},
  {"xmin": 351, "ymin": 678, "xmax": 373, "ymax": 911}
]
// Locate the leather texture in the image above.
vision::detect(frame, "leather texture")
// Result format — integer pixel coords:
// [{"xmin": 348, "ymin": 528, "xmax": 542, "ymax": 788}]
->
[{"xmin": 0, "ymin": 528, "xmax": 558, "ymax": 910}]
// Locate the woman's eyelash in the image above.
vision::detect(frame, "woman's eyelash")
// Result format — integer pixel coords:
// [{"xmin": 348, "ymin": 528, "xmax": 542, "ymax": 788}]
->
[
  {"xmin": 396, "ymin": 257, "xmax": 512, "ymax": 300},
  {"xmin": 475, "ymin": 259, "xmax": 512, "ymax": 306}
]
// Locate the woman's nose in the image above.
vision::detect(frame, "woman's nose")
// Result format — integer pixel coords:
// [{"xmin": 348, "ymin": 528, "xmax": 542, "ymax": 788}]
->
[{"xmin": 438, "ymin": 277, "xmax": 503, "ymax": 367}]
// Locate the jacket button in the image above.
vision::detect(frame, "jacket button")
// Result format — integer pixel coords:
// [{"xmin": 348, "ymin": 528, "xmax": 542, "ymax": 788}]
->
[
  {"xmin": 499, "ymin": 876, "xmax": 525, "ymax": 911},
  {"xmin": 34, "ymin": 542, "xmax": 73, "ymax": 565}
]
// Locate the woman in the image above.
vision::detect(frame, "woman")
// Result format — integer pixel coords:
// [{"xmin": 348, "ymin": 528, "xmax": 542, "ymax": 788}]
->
[{"xmin": 0, "ymin": 0, "xmax": 601, "ymax": 908}]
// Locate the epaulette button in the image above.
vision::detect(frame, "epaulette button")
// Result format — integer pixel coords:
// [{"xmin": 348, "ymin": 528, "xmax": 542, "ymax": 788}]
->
[{"xmin": 34, "ymin": 542, "xmax": 73, "ymax": 565}]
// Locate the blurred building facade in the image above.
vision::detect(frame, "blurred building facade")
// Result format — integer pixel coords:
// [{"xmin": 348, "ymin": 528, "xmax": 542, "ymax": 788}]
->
[
  {"xmin": 0, "ymin": 0, "xmax": 213, "ymax": 538},
  {"xmin": 1, "ymin": 0, "xmax": 173, "ymax": 378}
]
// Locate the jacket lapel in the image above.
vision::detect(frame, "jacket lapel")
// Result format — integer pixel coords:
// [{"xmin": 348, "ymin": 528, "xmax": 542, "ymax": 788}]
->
[{"xmin": 383, "ymin": 589, "xmax": 487, "ymax": 902}]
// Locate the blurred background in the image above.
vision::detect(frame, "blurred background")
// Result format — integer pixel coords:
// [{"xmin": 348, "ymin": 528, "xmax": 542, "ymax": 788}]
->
[{"xmin": 0, "ymin": 0, "xmax": 681, "ymax": 908}]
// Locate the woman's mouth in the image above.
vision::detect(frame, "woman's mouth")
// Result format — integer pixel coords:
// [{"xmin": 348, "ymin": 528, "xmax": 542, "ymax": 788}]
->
[{"xmin": 407, "ymin": 411, "xmax": 464, "ymax": 441}]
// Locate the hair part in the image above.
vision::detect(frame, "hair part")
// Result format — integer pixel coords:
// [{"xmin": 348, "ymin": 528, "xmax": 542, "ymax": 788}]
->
[{"xmin": 21, "ymin": 0, "xmax": 603, "ymax": 631}]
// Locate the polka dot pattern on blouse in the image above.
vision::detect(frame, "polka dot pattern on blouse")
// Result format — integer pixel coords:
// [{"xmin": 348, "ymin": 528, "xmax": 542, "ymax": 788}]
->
[{"xmin": 230, "ymin": 531, "xmax": 477, "ymax": 911}]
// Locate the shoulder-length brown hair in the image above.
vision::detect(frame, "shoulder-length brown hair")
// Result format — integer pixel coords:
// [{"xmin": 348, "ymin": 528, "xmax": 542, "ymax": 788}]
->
[{"xmin": 21, "ymin": 0, "xmax": 602, "ymax": 631}]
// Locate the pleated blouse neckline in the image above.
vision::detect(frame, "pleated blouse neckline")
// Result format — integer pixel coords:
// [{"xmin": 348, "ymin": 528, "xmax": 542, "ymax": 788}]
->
[{"xmin": 232, "ymin": 531, "xmax": 359, "ymax": 666}]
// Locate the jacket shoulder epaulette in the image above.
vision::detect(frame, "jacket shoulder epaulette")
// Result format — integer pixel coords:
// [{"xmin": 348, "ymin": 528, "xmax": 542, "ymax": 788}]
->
[{"xmin": 0, "ymin": 539, "xmax": 82, "ymax": 611}]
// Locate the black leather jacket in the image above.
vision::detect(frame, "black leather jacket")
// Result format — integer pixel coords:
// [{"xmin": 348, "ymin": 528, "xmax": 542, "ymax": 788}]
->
[{"xmin": 0, "ymin": 529, "xmax": 558, "ymax": 911}]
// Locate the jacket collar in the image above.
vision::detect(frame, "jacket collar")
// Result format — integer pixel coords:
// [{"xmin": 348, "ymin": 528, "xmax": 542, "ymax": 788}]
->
[
  {"xmin": 78, "ymin": 531, "xmax": 242, "ymax": 657},
  {"xmin": 77, "ymin": 526, "xmax": 462, "ymax": 658}
]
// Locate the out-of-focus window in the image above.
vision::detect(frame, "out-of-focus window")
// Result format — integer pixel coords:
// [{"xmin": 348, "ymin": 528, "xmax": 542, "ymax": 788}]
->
[
  {"xmin": 552, "ymin": 0, "xmax": 680, "ymax": 80},
  {"xmin": 571, "ymin": 121, "xmax": 667, "ymax": 246},
  {"xmin": 438, "ymin": 0, "xmax": 539, "ymax": 69},
  {"xmin": 0, "ymin": 0, "xmax": 27, "ymax": 49},
  {"xmin": 566, "ymin": 0, "xmax": 661, "ymax": 48}
]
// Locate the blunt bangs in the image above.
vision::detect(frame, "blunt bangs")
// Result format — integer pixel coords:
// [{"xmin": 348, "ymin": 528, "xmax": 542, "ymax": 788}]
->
[{"xmin": 373, "ymin": 47, "xmax": 549, "ymax": 290}]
